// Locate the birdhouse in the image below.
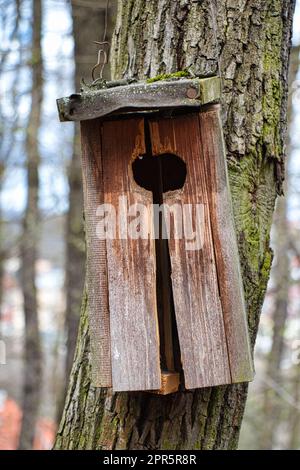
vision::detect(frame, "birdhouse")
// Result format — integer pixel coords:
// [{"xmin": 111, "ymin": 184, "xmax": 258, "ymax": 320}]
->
[{"xmin": 57, "ymin": 76, "xmax": 254, "ymax": 395}]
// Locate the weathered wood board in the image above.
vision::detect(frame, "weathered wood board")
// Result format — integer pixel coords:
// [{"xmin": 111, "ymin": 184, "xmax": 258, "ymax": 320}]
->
[
  {"xmin": 57, "ymin": 77, "xmax": 221, "ymax": 122},
  {"xmin": 198, "ymin": 105, "xmax": 254, "ymax": 382},
  {"xmin": 80, "ymin": 119, "xmax": 112, "ymax": 387},
  {"xmin": 150, "ymin": 115, "xmax": 232, "ymax": 389},
  {"xmin": 101, "ymin": 118, "xmax": 161, "ymax": 392}
]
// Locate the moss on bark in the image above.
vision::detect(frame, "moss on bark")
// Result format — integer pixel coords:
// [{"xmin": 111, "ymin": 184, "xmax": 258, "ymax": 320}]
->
[{"xmin": 146, "ymin": 70, "xmax": 190, "ymax": 83}]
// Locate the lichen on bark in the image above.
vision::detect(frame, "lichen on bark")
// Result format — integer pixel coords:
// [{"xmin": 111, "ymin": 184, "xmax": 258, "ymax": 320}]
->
[{"xmin": 55, "ymin": 0, "xmax": 296, "ymax": 450}]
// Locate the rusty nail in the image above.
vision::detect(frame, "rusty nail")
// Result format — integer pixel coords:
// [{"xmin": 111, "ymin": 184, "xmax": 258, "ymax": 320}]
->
[{"xmin": 186, "ymin": 87, "xmax": 199, "ymax": 99}]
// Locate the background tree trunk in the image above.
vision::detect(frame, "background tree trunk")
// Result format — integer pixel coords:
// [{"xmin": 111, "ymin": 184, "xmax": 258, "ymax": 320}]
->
[
  {"xmin": 59, "ymin": 0, "xmax": 103, "ymax": 415},
  {"xmin": 55, "ymin": 0, "xmax": 295, "ymax": 450},
  {"xmin": 288, "ymin": 366, "xmax": 300, "ymax": 449},
  {"xmin": 286, "ymin": 45, "xmax": 300, "ymax": 450},
  {"xmin": 261, "ymin": 193, "xmax": 289, "ymax": 449},
  {"xmin": 18, "ymin": 0, "xmax": 43, "ymax": 450},
  {"xmin": 261, "ymin": 43, "xmax": 300, "ymax": 450},
  {"xmin": 58, "ymin": 0, "xmax": 115, "ymax": 420},
  {"xmin": 0, "ymin": 0, "xmax": 21, "ymax": 333}
]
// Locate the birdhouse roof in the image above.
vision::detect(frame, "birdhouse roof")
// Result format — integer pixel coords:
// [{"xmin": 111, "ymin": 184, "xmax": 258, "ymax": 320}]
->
[{"xmin": 57, "ymin": 76, "xmax": 221, "ymax": 122}]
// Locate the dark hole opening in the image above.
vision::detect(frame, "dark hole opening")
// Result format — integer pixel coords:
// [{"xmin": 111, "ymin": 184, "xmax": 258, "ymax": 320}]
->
[
  {"xmin": 132, "ymin": 152, "xmax": 187, "ymax": 194},
  {"xmin": 132, "ymin": 129, "xmax": 186, "ymax": 377}
]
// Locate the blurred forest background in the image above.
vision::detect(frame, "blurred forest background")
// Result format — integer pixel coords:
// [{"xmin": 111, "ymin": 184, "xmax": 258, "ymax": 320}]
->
[{"xmin": 0, "ymin": 0, "xmax": 299, "ymax": 450}]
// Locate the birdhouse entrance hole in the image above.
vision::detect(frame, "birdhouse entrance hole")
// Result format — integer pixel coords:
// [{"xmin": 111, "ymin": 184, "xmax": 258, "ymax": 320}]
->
[{"xmin": 132, "ymin": 123, "xmax": 187, "ymax": 383}]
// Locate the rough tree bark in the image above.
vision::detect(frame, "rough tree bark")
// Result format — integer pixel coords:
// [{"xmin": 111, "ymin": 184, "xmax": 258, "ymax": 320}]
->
[
  {"xmin": 55, "ymin": 0, "xmax": 295, "ymax": 450},
  {"xmin": 18, "ymin": 0, "xmax": 43, "ymax": 450}
]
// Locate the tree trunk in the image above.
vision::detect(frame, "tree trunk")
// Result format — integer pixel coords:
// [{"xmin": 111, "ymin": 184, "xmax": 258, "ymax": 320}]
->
[
  {"xmin": 261, "ymin": 194, "xmax": 289, "ymax": 449},
  {"xmin": 18, "ymin": 0, "xmax": 43, "ymax": 450},
  {"xmin": 55, "ymin": 0, "xmax": 295, "ymax": 450}
]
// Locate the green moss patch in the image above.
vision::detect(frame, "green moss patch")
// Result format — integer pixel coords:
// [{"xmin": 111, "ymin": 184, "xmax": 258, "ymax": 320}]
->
[{"xmin": 146, "ymin": 70, "xmax": 191, "ymax": 84}]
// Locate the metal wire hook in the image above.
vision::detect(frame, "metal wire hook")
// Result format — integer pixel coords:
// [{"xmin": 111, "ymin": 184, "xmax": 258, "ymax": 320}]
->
[
  {"xmin": 91, "ymin": 0, "xmax": 111, "ymax": 82},
  {"xmin": 91, "ymin": 41, "xmax": 110, "ymax": 81}
]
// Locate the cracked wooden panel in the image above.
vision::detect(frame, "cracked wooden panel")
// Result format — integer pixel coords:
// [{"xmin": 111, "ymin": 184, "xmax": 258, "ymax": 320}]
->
[
  {"xmin": 101, "ymin": 118, "xmax": 161, "ymax": 392},
  {"xmin": 150, "ymin": 114, "xmax": 231, "ymax": 389},
  {"xmin": 198, "ymin": 105, "xmax": 254, "ymax": 383},
  {"xmin": 80, "ymin": 119, "xmax": 112, "ymax": 387}
]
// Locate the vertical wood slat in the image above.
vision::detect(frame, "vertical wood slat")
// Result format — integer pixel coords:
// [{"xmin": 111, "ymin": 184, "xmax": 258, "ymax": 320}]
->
[
  {"xmin": 150, "ymin": 115, "xmax": 232, "ymax": 389},
  {"xmin": 198, "ymin": 105, "xmax": 254, "ymax": 382},
  {"xmin": 101, "ymin": 118, "xmax": 161, "ymax": 392},
  {"xmin": 80, "ymin": 120, "xmax": 112, "ymax": 387}
]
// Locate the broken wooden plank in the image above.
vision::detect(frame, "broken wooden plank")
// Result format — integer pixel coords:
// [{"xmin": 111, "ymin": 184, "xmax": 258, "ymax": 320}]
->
[
  {"xmin": 57, "ymin": 77, "xmax": 221, "ymax": 122},
  {"xmin": 150, "ymin": 114, "xmax": 232, "ymax": 389},
  {"xmin": 101, "ymin": 118, "xmax": 161, "ymax": 392},
  {"xmin": 198, "ymin": 105, "xmax": 254, "ymax": 383},
  {"xmin": 80, "ymin": 119, "xmax": 112, "ymax": 387},
  {"xmin": 151, "ymin": 371, "xmax": 180, "ymax": 395}
]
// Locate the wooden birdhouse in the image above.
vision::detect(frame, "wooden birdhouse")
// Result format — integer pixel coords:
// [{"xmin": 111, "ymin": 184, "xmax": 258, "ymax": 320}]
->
[{"xmin": 57, "ymin": 76, "xmax": 254, "ymax": 395}]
